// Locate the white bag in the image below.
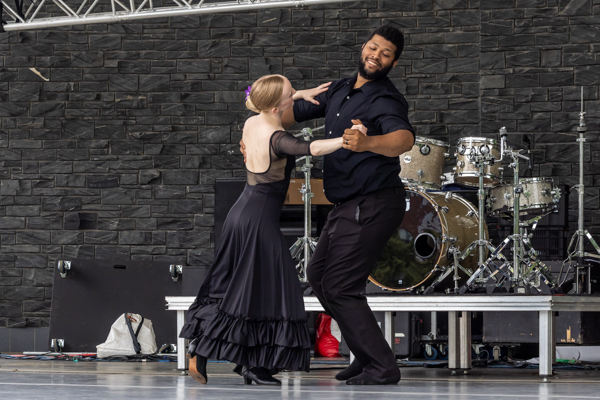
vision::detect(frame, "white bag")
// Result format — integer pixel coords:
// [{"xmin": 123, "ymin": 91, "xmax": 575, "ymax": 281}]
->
[{"xmin": 96, "ymin": 313, "xmax": 157, "ymax": 358}]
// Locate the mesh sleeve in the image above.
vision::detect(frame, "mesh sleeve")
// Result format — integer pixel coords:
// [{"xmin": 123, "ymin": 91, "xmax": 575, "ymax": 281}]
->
[{"xmin": 271, "ymin": 131, "xmax": 312, "ymax": 158}]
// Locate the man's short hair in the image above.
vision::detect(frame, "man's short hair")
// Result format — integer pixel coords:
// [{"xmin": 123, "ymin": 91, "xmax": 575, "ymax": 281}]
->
[{"xmin": 365, "ymin": 25, "xmax": 405, "ymax": 61}]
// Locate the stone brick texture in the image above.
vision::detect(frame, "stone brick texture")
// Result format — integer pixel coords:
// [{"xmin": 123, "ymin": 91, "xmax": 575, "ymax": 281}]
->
[{"xmin": 0, "ymin": 0, "xmax": 599, "ymax": 326}]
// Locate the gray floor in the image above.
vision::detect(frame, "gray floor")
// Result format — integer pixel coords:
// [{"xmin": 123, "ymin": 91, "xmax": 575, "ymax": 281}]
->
[{"xmin": 1, "ymin": 358, "xmax": 600, "ymax": 400}]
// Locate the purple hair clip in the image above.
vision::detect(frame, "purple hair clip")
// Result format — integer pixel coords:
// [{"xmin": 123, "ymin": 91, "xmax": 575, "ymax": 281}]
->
[{"xmin": 244, "ymin": 86, "xmax": 252, "ymax": 100}]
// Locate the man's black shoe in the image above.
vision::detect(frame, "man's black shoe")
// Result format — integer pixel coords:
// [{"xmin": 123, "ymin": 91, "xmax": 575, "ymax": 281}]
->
[
  {"xmin": 335, "ymin": 359, "xmax": 364, "ymax": 381},
  {"xmin": 346, "ymin": 370, "xmax": 400, "ymax": 385}
]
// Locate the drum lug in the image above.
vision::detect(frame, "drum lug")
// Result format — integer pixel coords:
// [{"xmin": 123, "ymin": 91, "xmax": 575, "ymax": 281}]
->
[
  {"xmin": 452, "ymin": 166, "xmax": 458, "ymax": 172},
  {"xmin": 417, "ymin": 169, "xmax": 425, "ymax": 178},
  {"xmin": 457, "ymin": 161, "xmax": 465, "ymax": 168},
  {"xmin": 466, "ymin": 210, "xmax": 476, "ymax": 217},
  {"xmin": 441, "ymin": 234, "xmax": 457, "ymax": 244},
  {"xmin": 552, "ymin": 187, "xmax": 561, "ymax": 202},
  {"xmin": 440, "ymin": 175, "xmax": 447, "ymax": 182},
  {"xmin": 515, "ymin": 185, "xmax": 523, "ymax": 194},
  {"xmin": 445, "ymin": 152, "xmax": 451, "ymax": 158},
  {"xmin": 445, "ymin": 192, "xmax": 453, "ymax": 201},
  {"xmin": 441, "ymin": 206, "xmax": 449, "ymax": 214}
]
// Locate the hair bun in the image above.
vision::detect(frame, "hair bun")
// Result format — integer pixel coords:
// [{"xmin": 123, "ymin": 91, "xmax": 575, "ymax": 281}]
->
[
  {"xmin": 244, "ymin": 75, "xmax": 285, "ymax": 114},
  {"xmin": 245, "ymin": 97, "xmax": 260, "ymax": 113}
]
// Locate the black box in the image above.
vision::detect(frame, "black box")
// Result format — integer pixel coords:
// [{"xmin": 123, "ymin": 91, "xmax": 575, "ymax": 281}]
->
[
  {"xmin": 182, "ymin": 265, "xmax": 210, "ymax": 296},
  {"xmin": 483, "ymin": 311, "xmax": 600, "ymax": 345},
  {"xmin": 50, "ymin": 258, "xmax": 182, "ymax": 352}
]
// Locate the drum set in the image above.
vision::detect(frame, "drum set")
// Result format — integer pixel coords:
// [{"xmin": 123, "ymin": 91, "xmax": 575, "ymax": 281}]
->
[
  {"xmin": 290, "ymin": 88, "xmax": 598, "ymax": 295},
  {"xmin": 369, "ymin": 130, "xmax": 562, "ymax": 294}
]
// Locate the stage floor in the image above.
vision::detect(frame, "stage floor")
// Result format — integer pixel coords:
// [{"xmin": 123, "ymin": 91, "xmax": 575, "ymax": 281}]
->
[{"xmin": 1, "ymin": 358, "xmax": 600, "ymax": 399}]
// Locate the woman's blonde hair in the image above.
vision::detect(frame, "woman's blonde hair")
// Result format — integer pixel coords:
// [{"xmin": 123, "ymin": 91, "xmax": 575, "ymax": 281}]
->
[{"xmin": 245, "ymin": 75, "xmax": 286, "ymax": 113}]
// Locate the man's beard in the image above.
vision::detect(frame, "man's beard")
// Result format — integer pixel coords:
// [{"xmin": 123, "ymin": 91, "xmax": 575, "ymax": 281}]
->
[{"xmin": 357, "ymin": 56, "xmax": 393, "ymax": 81}]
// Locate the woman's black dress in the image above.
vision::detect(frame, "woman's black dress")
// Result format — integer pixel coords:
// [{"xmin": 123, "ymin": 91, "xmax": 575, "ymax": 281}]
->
[{"xmin": 180, "ymin": 130, "xmax": 313, "ymax": 372}]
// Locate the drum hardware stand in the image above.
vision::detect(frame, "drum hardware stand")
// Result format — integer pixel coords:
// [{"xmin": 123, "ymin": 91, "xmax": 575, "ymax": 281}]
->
[
  {"xmin": 290, "ymin": 126, "xmax": 324, "ymax": 283},
  {"xmin": 461, "ymin": 128, "xmax": 558, "ymax": 293},
  {"xmin": 562, "ymin": 87, "xmax": 600, "ymax": 294},
  {"xmin": 457, "ymin": 238, "xmax": 512, "ymax": 294},
  {"xmin": 427, "ymin": 138, "xmax": 511, "ymax": 294},
  {"xmin": 453, "ymin": 133, "xmax": 509, "ymax": 293},
  {"xmin": 424, "ymin": 245, "xmax": 475, "ymax": 294}
]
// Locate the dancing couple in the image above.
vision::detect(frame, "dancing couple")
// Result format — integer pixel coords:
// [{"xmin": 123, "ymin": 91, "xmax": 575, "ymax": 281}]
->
[{"xmin": 180, "ymin": 25, "xmax": 415, "ymax": 386}]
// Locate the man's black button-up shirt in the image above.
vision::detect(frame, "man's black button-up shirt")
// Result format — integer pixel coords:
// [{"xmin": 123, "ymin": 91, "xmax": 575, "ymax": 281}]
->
[{"xmin": 293, "ymin": 75, "xmax": 415, "ymax": 204}]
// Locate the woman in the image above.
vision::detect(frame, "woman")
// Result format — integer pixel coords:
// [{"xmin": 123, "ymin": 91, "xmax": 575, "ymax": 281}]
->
[{"xmin": 180, "ymin": 75, "xmax": 344, "ymax": 385}]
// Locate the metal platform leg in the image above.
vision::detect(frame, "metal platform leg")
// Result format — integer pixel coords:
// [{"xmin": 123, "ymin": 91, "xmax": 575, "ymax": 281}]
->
[
  {"xmin": 384, "ymin": 311, "xmax": 395, "ymax": 352},
  {"xmin": 460, "ymin": 311, "xmax": 472, "ymax": 371},
  {"xmin": 448, "ymin": 311, "xmax": 460, "ymax": 372},
  {"xmin": 177, "ymin": 310, "xmax": 189, "ymax": 371},
  {"xmin": 539, "ymin": 310, "xmax": 555, "ymax": 378}
]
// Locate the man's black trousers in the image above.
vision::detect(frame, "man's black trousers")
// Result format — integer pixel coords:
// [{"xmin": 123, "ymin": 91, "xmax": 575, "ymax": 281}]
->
[{"xmin": 307, "ymin": 186, "xmax": 406, "ymax": 380}]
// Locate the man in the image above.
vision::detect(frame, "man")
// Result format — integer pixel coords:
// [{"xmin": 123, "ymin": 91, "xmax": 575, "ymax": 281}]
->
[{"xmin": 282, "ymin": 25, "xmax": 415, "ymax": 385}]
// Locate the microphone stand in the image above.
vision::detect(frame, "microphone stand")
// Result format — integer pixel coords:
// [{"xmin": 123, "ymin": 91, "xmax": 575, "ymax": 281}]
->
[
  {"xmin": 290, "ymin": 126, "xmax": 323, "ymax": 282},
  {"xmin": 564, "ymin": 87, "xmax": 600, "ymax": 293}
]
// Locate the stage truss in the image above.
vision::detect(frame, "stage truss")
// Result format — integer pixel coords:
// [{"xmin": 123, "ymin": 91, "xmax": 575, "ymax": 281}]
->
[{"xmin": 0, "ymin": 0, "xmax": 354, "ymax": 31}]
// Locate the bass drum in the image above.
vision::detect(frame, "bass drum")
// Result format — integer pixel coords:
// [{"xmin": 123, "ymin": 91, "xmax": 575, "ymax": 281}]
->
[{"xmin": 369, "ymin": 188, "xmax": 487, "ymax": 292}]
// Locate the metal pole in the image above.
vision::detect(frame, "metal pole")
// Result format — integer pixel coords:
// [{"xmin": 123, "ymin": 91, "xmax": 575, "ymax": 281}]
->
[
  {"xmin": 384, "ymin": 312, "xmax": 395, "ymax": 352},
  {"xmin": 539, "ymin": 310, "xmax": 555, "ymax": 378},
  {"xmin": 302, "ymin": 153, "xmax": 312, "ymax": 283},
  {"xmin": 478, "ymin": 163, "xmax": 485, "ymax": 268},
  {"xmin": 448, "ymin": 311, "xmax": 460, "ymax": 371},
  {"xmin": 459, "ymin": 311, "xmax": 472, "ymax": 371},
  {"xmin": 577, "ymin": 86, "xmax": 586, "ymax": 291},
  {"xmin": 513, "ymin": 156, "xmax": 521, "ymax": 284}
]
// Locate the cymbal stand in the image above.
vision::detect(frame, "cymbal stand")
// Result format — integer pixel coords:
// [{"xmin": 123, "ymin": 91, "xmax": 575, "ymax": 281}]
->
[
  {"xmin": 463, "ymin": 130, "xmax": 558, "ymax": 293},
  {"xmin": 290, "ymin": 127, "xmax": 318, "ymax": 282},
  {"xmin": 457, "ymin": 141, "xmax": 513, "ymax": 293},
  {"xmin": 562, "ymin": 87, "xmax": 600, "ymax": 294},
  {"xmin": 428, "ymin": 141, "xmax": 506, "ymax": 294}
]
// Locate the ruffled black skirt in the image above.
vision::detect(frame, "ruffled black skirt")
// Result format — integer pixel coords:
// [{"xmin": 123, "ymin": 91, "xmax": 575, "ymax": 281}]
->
[{"xmin": 180, "ymin": 183, "xmax": 311, "ymax": 372}]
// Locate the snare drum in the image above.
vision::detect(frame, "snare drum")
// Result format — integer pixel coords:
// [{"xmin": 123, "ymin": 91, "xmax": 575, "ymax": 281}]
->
[
  {"xmin": 399, "ymin": 137, "xmax": 449, "ymax": 189},
  {"xmin": 487, "ymin": 177, "xmax": 560, "ymax": 218},
  {"xmin": 454, "ymin": 137, "xmax": 502, "ymax": 187},
  {"xmin": 369, "ymin": 188, "xmax": 487, "ymax": 292}
]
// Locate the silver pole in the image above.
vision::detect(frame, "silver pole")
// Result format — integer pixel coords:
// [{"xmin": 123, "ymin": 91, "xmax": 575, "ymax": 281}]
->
[
  {"xmin": 478, "ymin": 164, "xmax": 485, "ymax": 268},
  {"xmin": 577, "ymin": 86, "xmax": 587, "ymax": 292},
  {"xmin": 513, "ymin": 155, "xmax": 521, "ymax": 283},
  {"xmin": 299, "ymin": 127, "xmax": 314, "ymax": 282},
  {"xmin": 303, "ymin": 152, "xmax": 312, "ymax": 283}
]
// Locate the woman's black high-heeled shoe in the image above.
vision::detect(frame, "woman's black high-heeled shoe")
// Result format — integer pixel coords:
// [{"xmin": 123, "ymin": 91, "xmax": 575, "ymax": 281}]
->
[
  {"xmin": 241, "ymin": 367, "xmax": 281, "ymax": 386},
  {"xmin": 189, "ymin": 354, "xmax": 208, "ymax": 384},
  {"xmin": 233, "ymin": 365, "xmax": 243, "ymax": 376}
]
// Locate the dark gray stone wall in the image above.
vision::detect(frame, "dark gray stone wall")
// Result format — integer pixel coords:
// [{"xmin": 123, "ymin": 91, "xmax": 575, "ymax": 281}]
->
[{"xmin": 0, "ymin": 0, "xmax": 599, "ymax": 327}]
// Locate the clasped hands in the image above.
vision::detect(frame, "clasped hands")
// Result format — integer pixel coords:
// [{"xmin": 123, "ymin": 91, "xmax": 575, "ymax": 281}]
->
[{"xmin": 342, "ymin": 119, "xmax": 370, "ymax": 152}]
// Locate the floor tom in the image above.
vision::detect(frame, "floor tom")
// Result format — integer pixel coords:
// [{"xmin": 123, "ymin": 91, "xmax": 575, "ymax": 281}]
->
[{"xmin": 487, "ymin": 177, "xmax": 560, "ymax": 218}]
